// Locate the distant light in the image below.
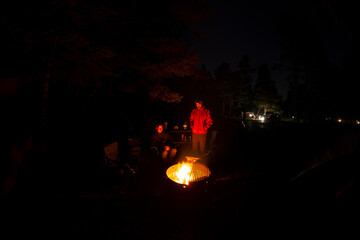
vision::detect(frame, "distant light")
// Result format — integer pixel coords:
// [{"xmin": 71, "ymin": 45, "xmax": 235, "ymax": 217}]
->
[
  {"xmin": 338, "ymin": 119, "xmax": 342, "ymax": 123},
  {"xmin": 356, "ymin": 120, "xmax": 360, "ymax": 125}
]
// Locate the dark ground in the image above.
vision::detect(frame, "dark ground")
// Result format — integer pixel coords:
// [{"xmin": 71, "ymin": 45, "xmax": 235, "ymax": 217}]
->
[{"xmin": 2, "ymin": 118, "xmax": 360, "ymax": 239}]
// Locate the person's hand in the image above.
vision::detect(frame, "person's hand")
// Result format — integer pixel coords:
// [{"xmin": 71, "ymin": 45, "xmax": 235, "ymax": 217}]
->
[{"xmin": 164, "ymin": 146, "xmax": 170, "ymax": 151}]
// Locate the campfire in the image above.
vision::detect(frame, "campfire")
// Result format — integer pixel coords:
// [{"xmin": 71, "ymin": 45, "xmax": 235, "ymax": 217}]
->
[{"xmin": 166, "ymin": 156, "xmax": 211, "ymax": 185}]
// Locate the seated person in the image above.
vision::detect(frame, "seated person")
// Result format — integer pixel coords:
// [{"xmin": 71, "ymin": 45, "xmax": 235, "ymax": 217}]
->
[{"xmin": 151, "ymin": 123, "xmax": 177, "ymax": 166}]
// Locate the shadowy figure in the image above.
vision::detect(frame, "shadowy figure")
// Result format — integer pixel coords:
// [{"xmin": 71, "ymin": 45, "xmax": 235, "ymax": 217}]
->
[{"xmin": 151, "ymin": 123, "xmax": 177, "ymax": 168}]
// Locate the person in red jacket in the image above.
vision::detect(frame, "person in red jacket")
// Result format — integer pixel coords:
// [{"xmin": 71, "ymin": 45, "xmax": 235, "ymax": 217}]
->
[{"xmin": 189, "ymin": 99, "xmax": 213, "ymax": 155}]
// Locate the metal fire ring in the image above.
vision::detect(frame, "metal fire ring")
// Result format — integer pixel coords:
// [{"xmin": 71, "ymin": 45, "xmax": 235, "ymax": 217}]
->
[{"xmin": 166, "ymin": 162, "xmax": 211, "ymax": 185}]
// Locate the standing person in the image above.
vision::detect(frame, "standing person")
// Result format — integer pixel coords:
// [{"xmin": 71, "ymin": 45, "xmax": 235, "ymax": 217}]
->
[
  {"xmin": 189, "ymin": 99, "xmax": 213, "ymax": 155},
  {"xmin": 151, "ymin": 123, "xmax": 177, "ymax": 166}
]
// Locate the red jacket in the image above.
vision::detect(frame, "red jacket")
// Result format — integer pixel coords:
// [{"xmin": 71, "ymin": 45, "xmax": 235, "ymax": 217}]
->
[{"xmin": 189, "ymin": 107, "xmax": 213, "ymax": 134}]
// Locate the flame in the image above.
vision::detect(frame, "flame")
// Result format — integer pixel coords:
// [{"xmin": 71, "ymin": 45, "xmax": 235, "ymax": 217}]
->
[
  {"xmin": 166, "ymin": 161, "xmax": 211, "ymax": 185},
  {"xmin": 174, "ymin": 162, "xmax": 193, "ymax": 185}
]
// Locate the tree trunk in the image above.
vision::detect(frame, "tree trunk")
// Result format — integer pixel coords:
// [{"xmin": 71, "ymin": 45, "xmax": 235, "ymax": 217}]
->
[
  {"xmin": 305, "ymin": 65, "xmax": 311, "ymax": 123},
  {"xmin": 229, "ymin": 99, "xmax": 232, "ymax": 118},
  {"xmin": 294, "ymin": 64, "xmax": 300, "ymax": 124},
  {"xmin": 222, "ymin": 99, "xmax": 225, "ymax": 117},
  {"xmin": 41, "ymin": 35, "xmax": 58, "ymax": 127}
]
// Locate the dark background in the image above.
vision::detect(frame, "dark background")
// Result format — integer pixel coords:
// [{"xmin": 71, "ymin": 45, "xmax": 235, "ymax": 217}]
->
[{"xmin": 1, "ymin": 0, "xmax": 360, "ymax": 238}]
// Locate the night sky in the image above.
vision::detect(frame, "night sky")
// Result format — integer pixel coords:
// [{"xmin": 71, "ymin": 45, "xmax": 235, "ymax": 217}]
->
[{"xmin": 190, "ymin": 0, "xmax": 348, "ymax": 99}]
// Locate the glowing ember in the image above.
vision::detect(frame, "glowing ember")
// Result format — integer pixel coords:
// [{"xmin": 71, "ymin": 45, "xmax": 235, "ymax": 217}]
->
[{"xmin": 166, "ymin": 162, "xmax": 211, "ymax": 185}]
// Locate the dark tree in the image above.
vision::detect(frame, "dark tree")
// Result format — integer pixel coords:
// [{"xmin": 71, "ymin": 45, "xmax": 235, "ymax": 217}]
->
[
  {"xmin": 234, "ymin": 55, "xmax": 255, "ymax": 116},
  {"xmin": 253, "ymin": 63, "xmax": 282, "ymax": 115},
  {"xmin": 0, "ymin": 0, "xmax": 213, "ymax": 192},
  {"xmin": 277, "ymin": 9, "xmax": 331, "ymax": 123},
  {"xmin": 0, "ymin": 0, "xmax": 212, "ymax": 131},
  {"xmin": 212, "ymin": 56, "xmax": 255, "ymax": 119},
  {"xmin": 213, "ymin": 62, "xmax": 234, "ymax": 117}
]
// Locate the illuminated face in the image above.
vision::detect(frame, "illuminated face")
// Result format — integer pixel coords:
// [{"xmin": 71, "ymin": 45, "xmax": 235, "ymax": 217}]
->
[
  {"xmin": 156, "ymin": 125, "xmax": 164, "ymax": 134},
  {"xmin": 196, "ymin": 102, "xmax": 203, "ymax": 109}
]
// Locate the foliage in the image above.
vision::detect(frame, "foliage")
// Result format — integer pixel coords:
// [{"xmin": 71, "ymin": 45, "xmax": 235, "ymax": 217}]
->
[
  {"xmin": 276, "ymin": 6, "xmax": 342, "ymax": 122},
  {"xmin": 148, "ymin": 84, "xmax": 183, "ymax": 103},
  {"xmin": 0, "ymin": 0, "xmax": 212, "ymax": 131},
  {"xmin": 213, "ymin": 56, "xmax": 256, "ymax": 118},
  {"xmin": 253, "ymin": 63, "xmax": 282, "ymax": 114}
]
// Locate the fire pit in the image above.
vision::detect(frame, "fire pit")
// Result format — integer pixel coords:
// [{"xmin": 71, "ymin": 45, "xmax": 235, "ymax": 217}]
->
[{"xmin": 166, "ymin": 158, "xmax": 211, "ymax": 185}]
